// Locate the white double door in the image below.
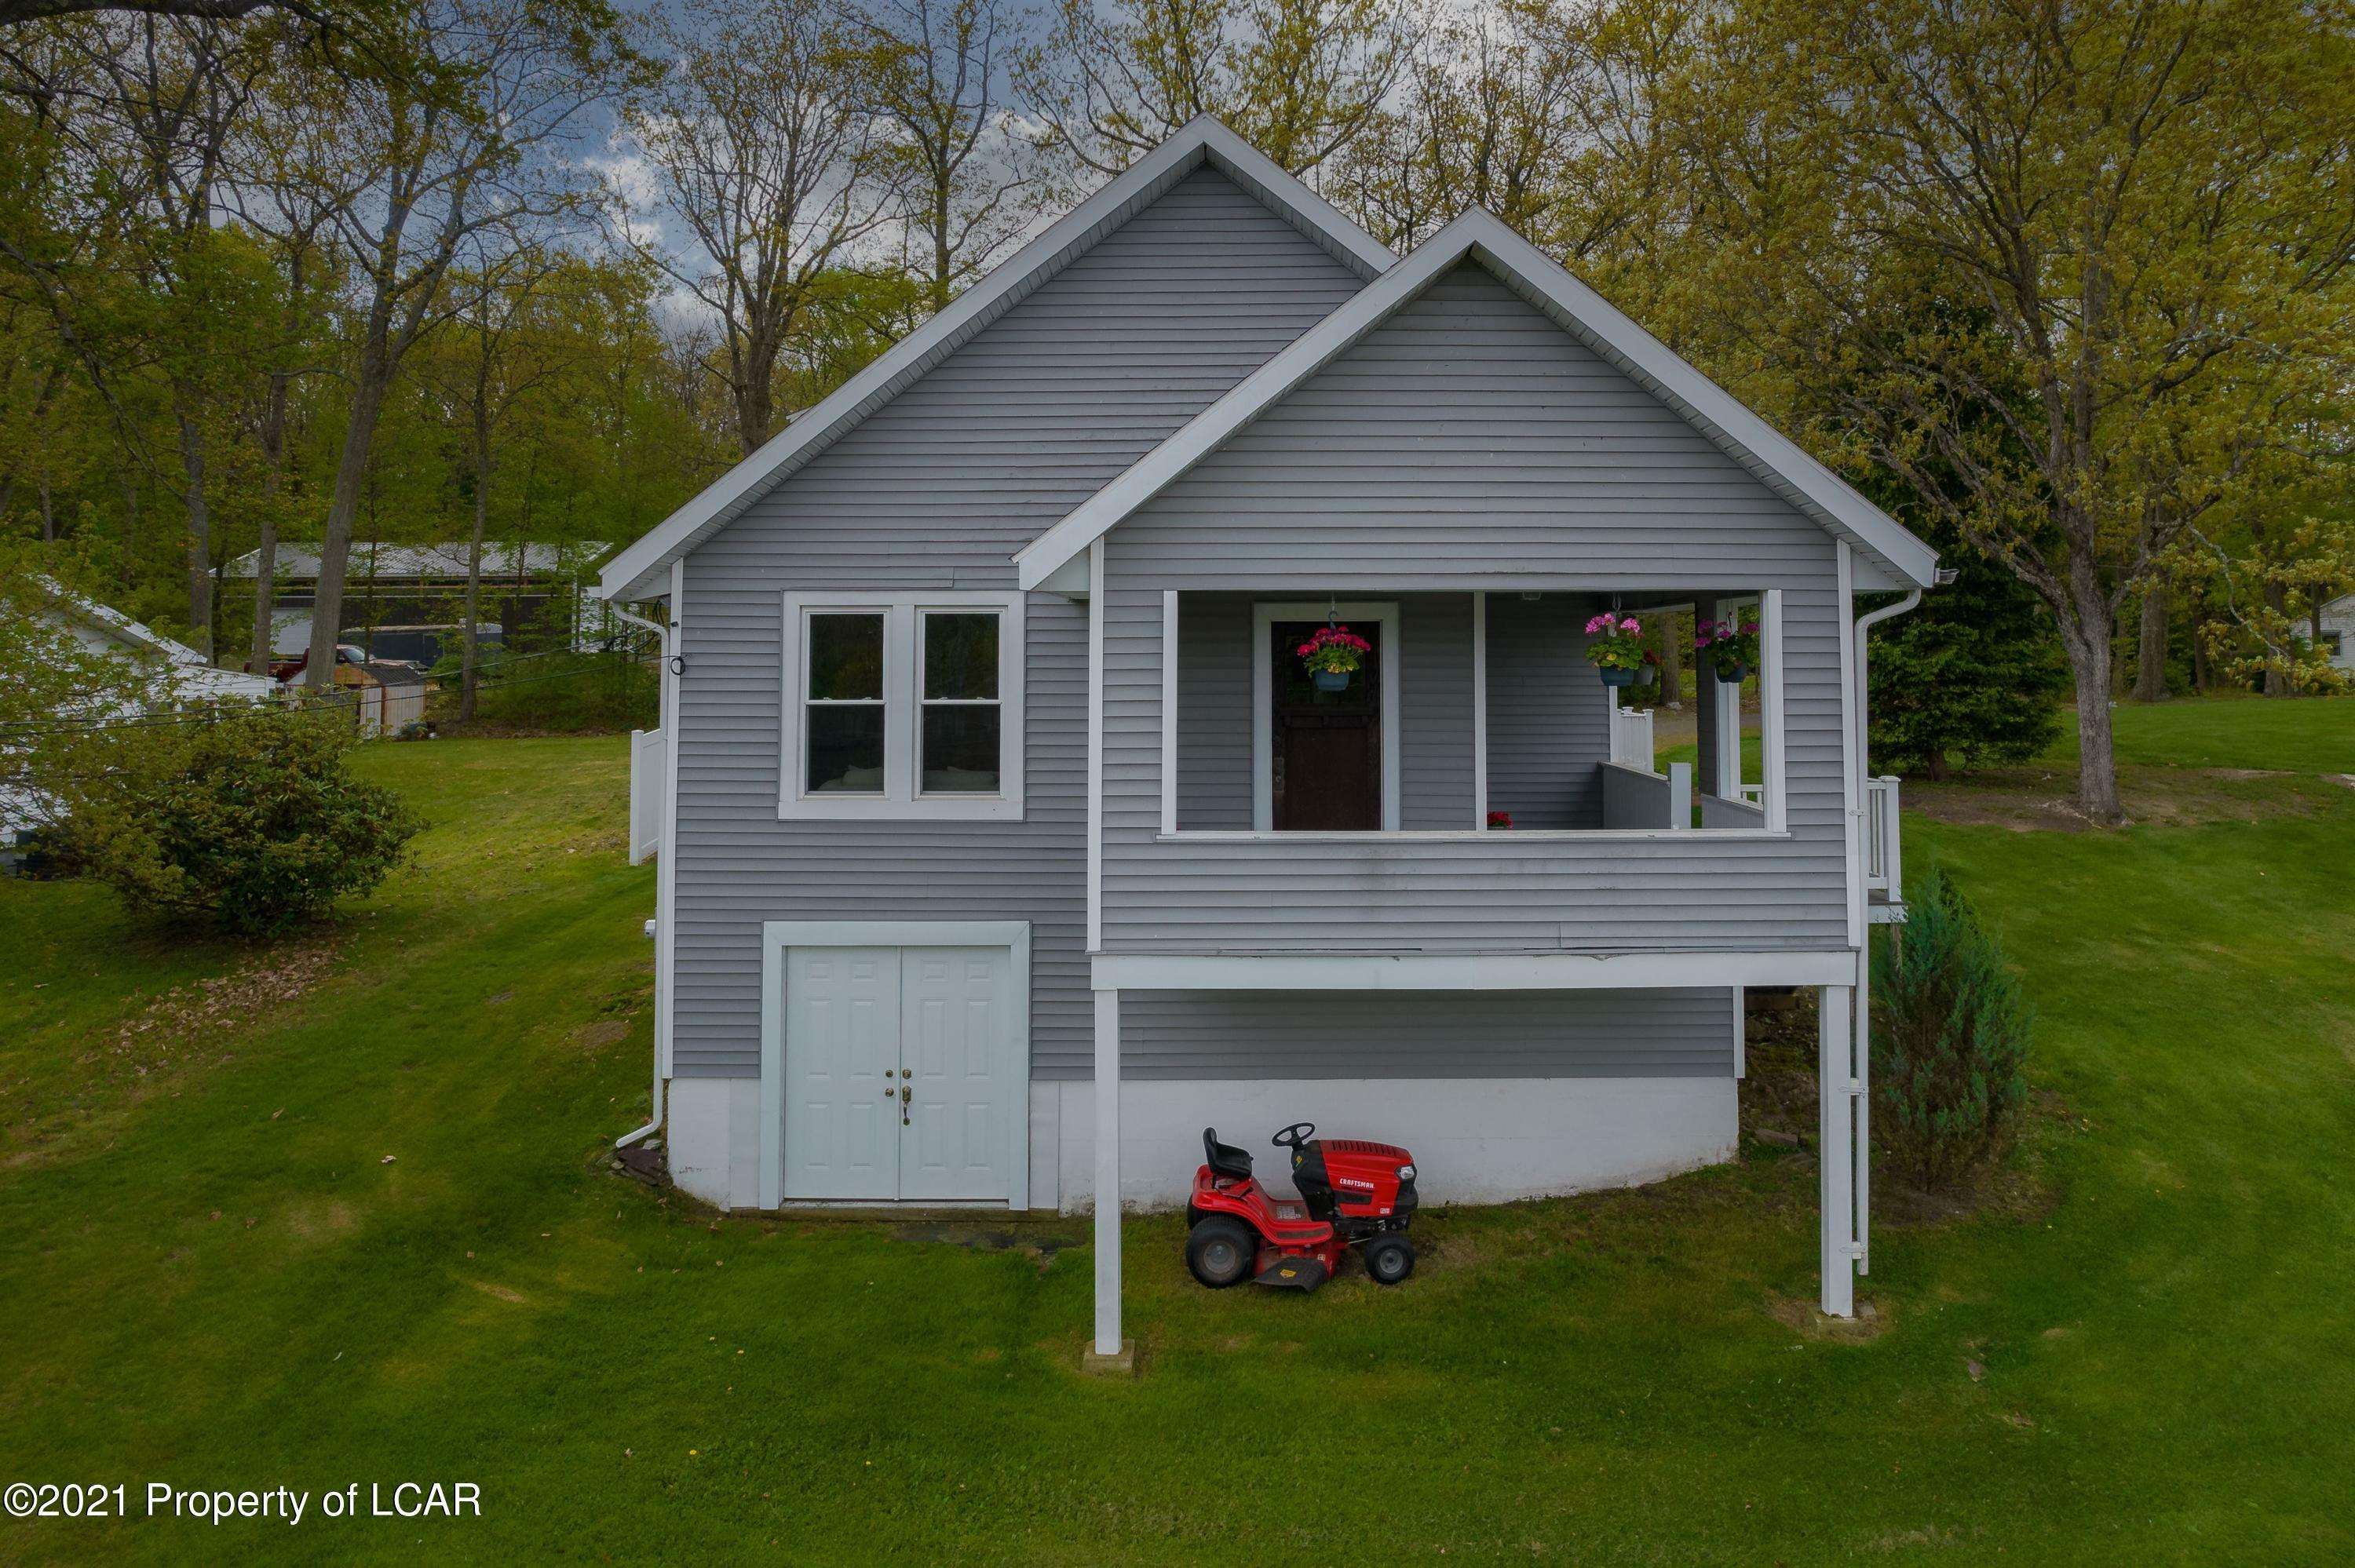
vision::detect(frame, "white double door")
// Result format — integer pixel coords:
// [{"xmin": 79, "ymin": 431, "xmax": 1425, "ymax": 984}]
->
[{"xmin": 781, "ymin": 946, "xmax": 1020, "ymax": 1202}]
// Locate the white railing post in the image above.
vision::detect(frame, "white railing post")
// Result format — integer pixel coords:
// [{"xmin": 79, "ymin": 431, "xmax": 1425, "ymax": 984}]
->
[
  {"xmin": 1879, "ymin": 775, "xmax": 1902, "ymax": 903},
  {"xmin": 1667, "ymin": 760, "xmax": 1691, "ymax": 830}
]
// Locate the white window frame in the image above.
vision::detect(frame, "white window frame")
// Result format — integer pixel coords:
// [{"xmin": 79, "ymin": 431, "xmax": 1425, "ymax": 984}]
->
[
  {"xmin": 780, "ymin": 590, "xmax": 1025, "ymax": 821},
  {"xmin": 1251, "ymin": 600, "xmax": 1402, "ymax": 833}
]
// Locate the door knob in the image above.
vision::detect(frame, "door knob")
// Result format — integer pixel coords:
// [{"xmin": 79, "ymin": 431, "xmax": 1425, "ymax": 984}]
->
[{"xmin": 898, "ymin": 1085, "xmax": 911, "ymax": 1125}]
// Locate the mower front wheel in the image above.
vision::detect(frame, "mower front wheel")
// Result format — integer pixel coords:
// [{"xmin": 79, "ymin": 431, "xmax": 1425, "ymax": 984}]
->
[
  {"xmin": 1363, "ymin": 1233, "xmax": 1416, "ymax": 1285},
  {"xmin": 1185, "ymin": 1216, "xmax": 1258, "ymax": 1289}
]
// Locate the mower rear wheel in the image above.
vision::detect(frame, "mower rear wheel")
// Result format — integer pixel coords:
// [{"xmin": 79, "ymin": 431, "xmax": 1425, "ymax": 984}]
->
[
  {"xmin": 1363, "ymin": 1233, "xmax": 1415, "ymax": 1285},
  {"xmin": 1185, "ymin": 1202, "xmax": 1206, "ymax": 1229},
  {"xmin": 1185, "ymin": 1216, "xmax": 1258, "ymax": 1289}
]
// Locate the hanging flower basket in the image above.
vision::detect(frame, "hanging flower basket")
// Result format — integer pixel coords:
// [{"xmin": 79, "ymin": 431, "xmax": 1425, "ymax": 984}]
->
[
  {"xmin": 1695, "ymin": 614, "xmax": 1760, "ymax": 684},
  {"xmin": 1584, "ymin": 611, "xmax": 1645, "ymax": 687},
  {"xmin": 1486, "ymin": 809, "xmax": 1514, "ymax": 830},
  {"xmin": 1297, "ymin": 625, "xmax": 1371, "ymax": 692}
]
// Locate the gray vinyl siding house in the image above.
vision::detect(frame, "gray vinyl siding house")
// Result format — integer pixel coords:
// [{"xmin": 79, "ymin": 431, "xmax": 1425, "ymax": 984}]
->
[{"xmin": 601, "ymin": 119, "xmax": 1941, "ymax": 1333}]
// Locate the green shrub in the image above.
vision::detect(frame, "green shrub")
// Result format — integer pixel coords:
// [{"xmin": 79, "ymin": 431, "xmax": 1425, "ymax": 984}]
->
[
  {"xmin": 58, "ymin": 706, "xmax": 424, "ymax": 938},
  {"xmin": 1871, "ymin": 869, "xmax": 2031, "ymax": 1190},
  {"xmin": 434, "ymin": 651, "xmax": 657, "ymax": 734}
]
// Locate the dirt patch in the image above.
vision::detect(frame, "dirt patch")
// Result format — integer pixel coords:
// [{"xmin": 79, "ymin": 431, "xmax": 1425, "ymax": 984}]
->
[
  {"xmin": 104, "ymin": 934, "xmax": 350, "ymax": 1074},
  {"xmin": 1767, "ymin": 1291, "xmax": 1894, "ymax": 1342},
  {"xmin": 573, "ymin": 1019, "xmax": 631, "ymax": 1051},
  {"xmin": 1905, "ymin": 763, "xmax": 2333, "ymax": 831},
  {"xmin": 464, "ymin": 1278, "xmax": 531, "ymax": 1305}
]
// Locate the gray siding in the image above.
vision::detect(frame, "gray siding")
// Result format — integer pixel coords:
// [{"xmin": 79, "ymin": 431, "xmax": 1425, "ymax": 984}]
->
[
  {"xmin": 1175, "ymin": 593, "xmax": 1252, "ymax": 830},
  {"xmin": 1484, "ymin": 593, "xmax": 1608, "ymax": 829},
  {"xmin": 669, "ymin": 166, "xmax": 1366, "ymax": 1079},
  {"xmin": 1118, "ymin": 988, "xmax": 1736, "ymax": 1078},
  {"xmin": 1398, "ymin": 594, "xmax": 1476, "ymax": 828},
  {"xmin": 1098, "ymin": 257, "xmax": 1850, "ymax": 954}
]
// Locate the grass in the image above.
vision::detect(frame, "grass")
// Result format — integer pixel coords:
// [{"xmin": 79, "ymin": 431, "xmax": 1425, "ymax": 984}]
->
[{"xmin": 3, "ymin": 703, "xmax": 2352, "ymax": 1563}]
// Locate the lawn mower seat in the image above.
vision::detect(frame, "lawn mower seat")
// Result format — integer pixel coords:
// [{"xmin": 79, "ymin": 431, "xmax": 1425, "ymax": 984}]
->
[{"xmin": 1203, "ymin": 1127, "xmax": 1254, "ymax": 1182}]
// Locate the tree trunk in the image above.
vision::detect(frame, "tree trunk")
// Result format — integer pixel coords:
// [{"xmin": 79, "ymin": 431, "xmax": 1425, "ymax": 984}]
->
[
  {"xmin": 2192, "ymin": 619, "xmax": 2210, "ymax": 692},
  {"xmin": 305, "ymin": 345, "xmax": 392, "ymax": 689},
  {"xmin": 38, "ymin": 480, "xmax": 53, "ymax": 543},
  {"xmin": 2055, "ymin": 560, "xmax": 2123, "ymax": 822},
  {"xmin": 1659, "ymin": 611, "xmax": 1682, "ymax": 705},
  {"xmin": 175, "ymin": 408, "xmax": 211, "ymax": 658},
  {"xmin": 249, "ymin": 396, "xmax": 287, "ymax": 676},
  {"xmin": 462, "ymin": 407, "xmax": 490, "ymax": 722},
  {"xmin": 2132, "ymin": 575, "xmax": 2168, "ymax": 702},
  {"xmin": 2262, "ymin": 577, "xmax": 2292, "ymax": 697}
]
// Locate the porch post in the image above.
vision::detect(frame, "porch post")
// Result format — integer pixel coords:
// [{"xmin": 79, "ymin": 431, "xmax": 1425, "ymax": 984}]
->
[
  {"xmin": 1093, "ymin": 985, "xmax": 1123, "ymax": 1355},
  {"xmin": 1819, "ymin": 983, "xmax": 1856, "ymax": 1316}
]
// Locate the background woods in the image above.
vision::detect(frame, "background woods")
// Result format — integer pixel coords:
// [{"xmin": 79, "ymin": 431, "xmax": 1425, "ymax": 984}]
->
[{"xmin": 2, "ymin": 0, "xmax": 2348, "ymax": 800}]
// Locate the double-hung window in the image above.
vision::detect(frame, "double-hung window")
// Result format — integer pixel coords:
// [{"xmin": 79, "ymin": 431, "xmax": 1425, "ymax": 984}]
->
[{"xmin": 781, "ymin": 592, "xmax": 1024, "ymax": 819}]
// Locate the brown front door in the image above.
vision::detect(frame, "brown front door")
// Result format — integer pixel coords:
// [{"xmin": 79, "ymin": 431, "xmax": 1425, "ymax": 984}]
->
[{"xmin": 1272, "ymin": 620, "xmax": 1381, "ymax": 830}]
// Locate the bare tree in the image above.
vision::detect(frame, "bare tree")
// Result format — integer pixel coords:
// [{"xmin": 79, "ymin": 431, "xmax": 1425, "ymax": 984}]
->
[
  {"xmin": 246, "ymin": 0, "xmax": 632, "ymax": 689},
  {"xmin": 1015, "ymin": 0, "xmax": 1411, "ymax": 181},
  {"xmin": 857, "ymin": 0, "xmax": 1037, "ymax": 314},
  {"xmin": 620, "ymin": 0, "xmax": 901, "ymax": 455}
]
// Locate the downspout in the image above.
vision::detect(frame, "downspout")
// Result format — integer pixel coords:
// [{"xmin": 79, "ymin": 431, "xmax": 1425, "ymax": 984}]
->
[
  {"xmin": 606, "ymin": 591, "xmax": 672, "ymax": 1150},
  {"xmin": 1848, "ymin": 582, "xmax": 1926, "ymax": 1279}
]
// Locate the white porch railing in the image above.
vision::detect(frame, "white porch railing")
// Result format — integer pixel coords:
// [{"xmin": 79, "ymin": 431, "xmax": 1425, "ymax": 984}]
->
[
  {"xmin": 1608, "ymin": 703, "xmax": 1654, "ymax": 771},
  {"xmin": 1864, "ymin": 775, "xmax": 1900, "ymax": 906}
]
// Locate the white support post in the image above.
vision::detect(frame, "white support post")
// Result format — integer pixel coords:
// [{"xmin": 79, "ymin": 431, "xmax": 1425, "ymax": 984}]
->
[
  {"xmin": 1732, "ymin": 985, "xmax": 1746, "ymax": 1080},
  {"xmin": 1093, "ymin": 985, "xmax": 1123, "ymax": 1356},
  {"xmin": 1471, "ymin": 591, "xmax": 1488, "ymax": 828},
  {"xmin": 1667, "ymin": 760, "xmax": 1692, "ymax": 830},
  {"xmin": 1819, "ymin": 983, "xmax": 1856, "ymax": 1317},
  {"xmin": 1715, "ymin": 667, "xmax": 1742, "ymax": 799},
  {"xmin": 1761, "ymin": 589, "xmax": 1787, "ymax": 833}
]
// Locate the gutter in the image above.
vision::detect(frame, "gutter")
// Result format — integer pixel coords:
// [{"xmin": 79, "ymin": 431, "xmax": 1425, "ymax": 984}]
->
[{"xmin": 604, "ymin": 593, "xmax": 671, "ymax": 1151}]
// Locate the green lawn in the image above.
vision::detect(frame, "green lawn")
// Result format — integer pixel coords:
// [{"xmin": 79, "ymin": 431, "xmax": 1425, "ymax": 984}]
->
[{"xmin": 3, "ymin": 705, "xmax": 2352, "ymax": 1564}]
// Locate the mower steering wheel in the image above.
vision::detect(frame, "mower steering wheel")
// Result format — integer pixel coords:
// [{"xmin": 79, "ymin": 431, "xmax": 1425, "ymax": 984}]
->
[{"xmin": 1270, "ymin": 1121, "xmax": 1317, "ymax": 1149}]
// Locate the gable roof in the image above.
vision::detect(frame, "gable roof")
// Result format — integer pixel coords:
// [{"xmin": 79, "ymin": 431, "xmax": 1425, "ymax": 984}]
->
[
  {"xmin": 597, "ymin": 117, "xmax": 1393, "ymax": 603},
  {"xmin": 1015, "ymin": 208, "xmax": 1941, "ymax": 592}
]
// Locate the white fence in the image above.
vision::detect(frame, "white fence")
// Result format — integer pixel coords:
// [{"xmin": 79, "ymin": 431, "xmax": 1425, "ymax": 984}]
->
[
  {"xmin": 630, "ymin": 727, "xmax": 666, "ymax": 865},
  {"xmin": 1608, "ymin": 703, "xmax": 1654, "ymax": 771}
]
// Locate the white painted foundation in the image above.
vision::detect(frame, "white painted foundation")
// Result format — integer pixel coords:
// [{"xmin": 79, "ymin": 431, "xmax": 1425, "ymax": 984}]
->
[{"xmin": 666, "ymin": 1073, "xmax": 1735, "ymax": 1213}]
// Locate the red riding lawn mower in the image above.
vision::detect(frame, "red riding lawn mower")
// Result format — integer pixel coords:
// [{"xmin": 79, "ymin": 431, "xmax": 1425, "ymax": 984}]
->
[{"xmin": 1184, "ymin": 1123, "xmax": 1419, "ymax": 1292}]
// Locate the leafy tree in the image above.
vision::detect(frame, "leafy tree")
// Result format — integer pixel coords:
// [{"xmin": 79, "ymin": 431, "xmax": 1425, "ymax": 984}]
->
[
  {"xmin": 1871, "ymin": 870, "xmax": 2031, "ymax": 1192},
  {"xmin": 1868, "ymin": 523, "xmax": 2068, "ymax": 779},
  {"xmin": 53, "ymin": 702, "xmax": 422, "ymax": 935}
]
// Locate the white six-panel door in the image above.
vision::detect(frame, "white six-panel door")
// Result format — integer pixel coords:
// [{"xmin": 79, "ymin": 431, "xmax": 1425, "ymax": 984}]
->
[{"xmin": 780, "ymin": 943, "xmax": 1019, "ymax": 1203}]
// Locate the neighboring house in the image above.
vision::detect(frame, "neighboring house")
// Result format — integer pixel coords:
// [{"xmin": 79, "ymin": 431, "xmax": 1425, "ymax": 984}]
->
[
  {"xmin": 227, "ymin": 541, "xmax": 612, "ymax": 657},
  {"xmin": 4, "ymin": 581, "xmax": 279, "ymax": 851},
  {"xmin": 598, "ymin": 118, "xmax": 1941, "ymax": 1340},
  {"xmin": 2322, "ymin": 593, "xmax": 2354, "ymax": 675}
]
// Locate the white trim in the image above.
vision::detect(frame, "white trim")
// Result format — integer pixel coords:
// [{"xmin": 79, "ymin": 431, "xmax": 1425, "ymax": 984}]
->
[
  {"xmin": 1014, "ymin": 207, "xmax": 1940, "ymax": 593},
  {"xmin": 1159, "ymin": 589, "xmax": 1178, "ymax": 836},
  {"xmin": 1471, "ymin": 591, "xmax": 1488, "ymax": 828},
  {"xmin": 1092, "ymin": 986, "xmax": 1121, "ymax": 1355},
  {"xmin": 1250, "ymin": 600, "xmax": 1402, "ymax": 833},
  {"xmin": 1086, "ymin": 542, "xmax": 1105, "ymax": 952},
  {"xmin": 1090, "ymin": 950, "xmax": 1860, "ymax": 993},
  {"xmin": 602, "ymin": 117, "xmax": 1392, "ymax": 603},
  {"xmin": 1155, "ymin": 829, "xmax": 1792, "ymax": 842},
  {"xmin": 757, "ymin": 918, "xmax": 1033, "ymax": 1212},
  {"xmin": 655, "ymin": 561, "xmax": 685, "ymax": 1078},
  {"xmin": 778, "ymin": 590, "xmax": 1024, "ymax": 821},
  {"xmin": 1836, "ymin": 544, "xmax": 1862, "ymax": 950},
  {"xmin": 1760, "ymin": 589, "xmax": 1788, "ymax": 835}
]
